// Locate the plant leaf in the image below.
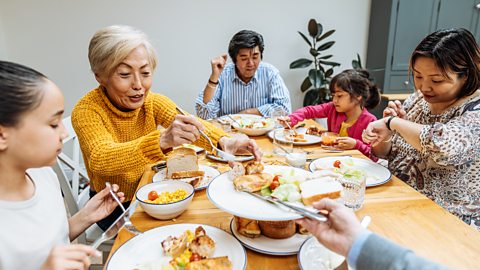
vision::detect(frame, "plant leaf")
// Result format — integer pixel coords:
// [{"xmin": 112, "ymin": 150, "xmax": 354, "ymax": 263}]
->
[
  {"xmin": 304, "ymin": 89, "xmax": 320, "ymax": 106},
  {"xmin": 317, "ymin": 41, "xmax": 335, "ymax": 51},
  {"xmin": 357, "ymin": 53, "xmax": 362, "ymax": 69},
  {"xmin": 290, "ymin": 58, "xmax": 313, "ymax": 69},
  {"xmin": 308, "ymin": 19, "xmax": 318, "ymax": 38},
  {"xmin": 319, "ymin": 60, "xmax": 340, "ymax": 67},
  {"xmin": 319, "ymin": 54, "xmax": 333, "ymax": 59},
  {"xmin": 316, "ymin": 23, "xmax": 323, "ymax": 38},
  {"xmin": 298, "ymin": 31, "xmax": 312, "ymax": 47},
  {"xmin": 325, "ymin": 68, "xmax": 334, "ymax": 78},
  {"xmin": 309, "ymin": 48, "xmax": 319, "ymax": 57},
  {"xmin": 352, "ymin": 60, "xmax": 360, "ymax": 69},
  {"xmin": 317, "ymin": 29, "xmax": 335, "ymax": 42},
  {"xmin": 309, "ymin": 69, "xmax": 323, "ymax": 89},
  {"xmin": 300, "ymin": 76, "xmax": 312, "ymax": 92}
]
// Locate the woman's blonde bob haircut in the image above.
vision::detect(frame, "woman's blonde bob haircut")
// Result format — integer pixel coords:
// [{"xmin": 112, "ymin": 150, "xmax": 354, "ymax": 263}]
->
[{"xmin": 88, "ymin": 25, "xmax": 157, "ymax": 77}]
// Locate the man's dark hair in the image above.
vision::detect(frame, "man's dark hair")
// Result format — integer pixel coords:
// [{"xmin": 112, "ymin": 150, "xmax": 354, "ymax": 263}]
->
[{"xmin": 228, "ymin": 30, "xmax": 264, "ymax": 63}]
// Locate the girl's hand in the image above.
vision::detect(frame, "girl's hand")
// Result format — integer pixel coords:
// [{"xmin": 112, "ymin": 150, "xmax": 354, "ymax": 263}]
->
[
  {"xmin": 160, "ymin": 115, "xmax": 203, "ymax": 150},
  {"xmin": 383, "ymin": 100, "xmax": 406, "ymax": 118},
  {"xmin": 277, "ymin": 116, "xmax": 291, "ymax": 128},
  {"xmin": 362, "ymin": 119, "xmax": 393, "ymax": 147},
  {"xmin": 83, "ymin": 184, "xmax": 125, "ymax": 224},
  {"xmin": 40, "ymin": 244, "xmax": 101, "ymax": 270},
  {"xmin": 336, "ymin": 137, "xmax": 356, "ymax": 150},
  {"xmin": 219, "ymin": 134, "xmax": 263, "ymax": 161}
]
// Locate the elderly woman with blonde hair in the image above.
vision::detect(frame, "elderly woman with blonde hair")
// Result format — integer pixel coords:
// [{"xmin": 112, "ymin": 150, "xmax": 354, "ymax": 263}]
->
[{"xmin": 72, "ymin": 25, "xmax": 261, "ymax": 230}]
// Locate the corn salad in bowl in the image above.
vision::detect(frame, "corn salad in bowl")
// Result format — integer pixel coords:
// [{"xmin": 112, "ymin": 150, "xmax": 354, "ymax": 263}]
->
[{"xmin": 136, "ymin": 180, "xmax": 194, "ymax": 220}]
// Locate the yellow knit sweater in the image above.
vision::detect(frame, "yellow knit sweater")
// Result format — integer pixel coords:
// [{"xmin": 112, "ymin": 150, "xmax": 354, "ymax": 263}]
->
[{"xmin": 71, "ymin": 87, "xmax": 227, "ymax": 200}]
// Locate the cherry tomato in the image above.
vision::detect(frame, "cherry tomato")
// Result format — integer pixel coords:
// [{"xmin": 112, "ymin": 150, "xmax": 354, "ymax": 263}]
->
[
  {"xmin": 333, "ymin": 160, "xmax": 341, "ymax": 168},
  {"xmin": 272, "ymin": 175, "xmax": 280, "ymax": 182},
  {"xmin": 148, "ymin": 190, "xmax": 159, "ymax": 201},
  {"xmin": 190, "ymin": 253, "xmax": 202, "ymax": 262}
]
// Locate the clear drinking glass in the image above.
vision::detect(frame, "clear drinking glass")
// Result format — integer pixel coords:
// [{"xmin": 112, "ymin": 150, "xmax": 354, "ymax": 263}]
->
[
  {"xmin": 340, "ymin": 173, "xmax": 366, "ymax": 211},
  {"xmin": 272, "ymin": 128, "xmax": 293, "ymax": 156},
  {"xmin": 270, "ymin": 107, "xmax": 287, "ymax": 128},
  {"xmin": 286, "ymin": 148, "xmax": 307, "ymax": 168}
]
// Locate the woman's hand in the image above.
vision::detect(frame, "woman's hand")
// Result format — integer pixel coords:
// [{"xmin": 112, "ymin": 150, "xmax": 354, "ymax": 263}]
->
[
  {"xmin": 40, "ymin": 245, "xmax": 101, "ymax": 270},
  {"xmin": 210, "ymin": 54, "xmax": 228, "ymax": 81},
  {"xmin": 296, "ymin": 199, "xmax": 366, "ymax": 257},
  {"xmin": 383, "ymin": 100, "xmax": 406, "ymax": 118},
  {"xmin": 218, "ymin": 134, "xmax": 263, "ymax": 161},
  {"xmin": 336, "ymin": 137, "xmax": 356, "ymax": 150},
  {"xmin": 160, "ymin": 115, "xmax": 204, "ymax": 150},
  {"xmin": 82, "ymin": 184, "xmax": 125, "ymax": 224},
  {"xmin": 362, "ymin": 118, "xmax": 393, "ymax": 147}
]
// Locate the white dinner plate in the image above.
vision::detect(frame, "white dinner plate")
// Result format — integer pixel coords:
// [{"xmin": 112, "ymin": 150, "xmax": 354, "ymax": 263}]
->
[
  {"xmin": 267, "ymin": 128, "xmax": 322, "ymax": 146},
  {"xmin": 207, "ymin": 165, "xmax": 313, "ymax": 221},
  {"xmin": 152, "ymin": 165, "xmax": 220, "ymax": 191},
  {"xmin": 205, "ymin": 152, "xmax": 255, "ymax": 163},
  {"xmin": 229, "ymin": 114, "xmax": 275, "ymax": 136},
  {"xmin": 230, "ymin": 219, "xmax": 309, "ymax": 256},
  {"xmin": 106, "ymin": 224, "xmax": 247, "ymax": 270},
  {"xmin": 309, "ymin": 157, "xmax": 392, "ymax": 187},
  {"xmin": 298, "ymin": 236, "xmax": 344, "ymax": 270}
]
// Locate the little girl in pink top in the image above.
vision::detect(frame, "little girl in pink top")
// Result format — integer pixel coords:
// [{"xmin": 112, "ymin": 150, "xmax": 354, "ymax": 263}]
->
[{"xmin": 284, "ymin": 69, "xmax": 380, "ymax": 160}]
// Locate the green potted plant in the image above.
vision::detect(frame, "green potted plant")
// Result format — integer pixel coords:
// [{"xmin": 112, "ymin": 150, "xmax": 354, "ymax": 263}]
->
[{"xmin": 290, "ymin": 19, "xmax": 340, "ymax": 106}]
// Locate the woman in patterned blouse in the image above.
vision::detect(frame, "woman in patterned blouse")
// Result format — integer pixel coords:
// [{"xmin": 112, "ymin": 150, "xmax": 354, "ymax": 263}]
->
[{"xmin": 363, "ymin": 28, "xmax": 480, "ymax": 230}]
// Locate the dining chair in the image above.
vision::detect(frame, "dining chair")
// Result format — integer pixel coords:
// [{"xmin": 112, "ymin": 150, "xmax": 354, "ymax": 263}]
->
[{"xmin": 52, "ymin": 116, "xmax": 113, "ymax": 268}]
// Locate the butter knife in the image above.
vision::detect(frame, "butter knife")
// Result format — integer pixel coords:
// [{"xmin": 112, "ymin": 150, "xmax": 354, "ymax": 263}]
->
[{"xmin": 245, "ymin": 191, "xmax": 327, "ymax": 222}]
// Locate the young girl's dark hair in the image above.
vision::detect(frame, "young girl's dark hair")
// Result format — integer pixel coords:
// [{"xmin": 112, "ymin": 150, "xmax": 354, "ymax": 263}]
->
[
  {"xmin": 329, "ymin": 69, "xmax": 380, "ymax": 110},
  {"xmin": 410, "ymin": 28, "xmax": 480, "ymax": 98},
  {"xmin": 0, "ymin": 61, "xmax": 47, "ymax": 127}
]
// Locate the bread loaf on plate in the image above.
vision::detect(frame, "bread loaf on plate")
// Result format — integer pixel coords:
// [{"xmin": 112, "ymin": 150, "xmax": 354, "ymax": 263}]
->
[
  {"xmin": 166, "ymin": 147, "xmax": 200, "ymax": 178},
  {"xmin": 185, "ymin": 256, "xmax": 232, "ymax": 270},
  {"xmin": 234, "ymin": 216, "xmax": 261, "ymax": 238},
  {"xmin": 300, "ymin": 179, "xmax": 342, "ymax": 205},
  {"xmin": 258, "ymin": 220, "xmax": 296, "ymax": 239}
]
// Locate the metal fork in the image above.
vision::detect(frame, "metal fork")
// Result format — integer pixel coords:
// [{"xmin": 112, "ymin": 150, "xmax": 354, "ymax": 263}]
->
[
  {"xmin": 175, "ymin": 107, "xmax": 235, "ymax": 161},
  {"xmin": 106, "ymin": 182, "xmax": 142, "ymax": 235}
]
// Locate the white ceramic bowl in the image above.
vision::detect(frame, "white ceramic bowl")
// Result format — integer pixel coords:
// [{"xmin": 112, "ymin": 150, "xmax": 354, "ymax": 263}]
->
[
  {"xmin": 231, "ymin": 115, "xmax": 275, "ymax": 136},
  {"xmin": 136, "ymin": 180, "xmax": 194, "ymax": 220}
]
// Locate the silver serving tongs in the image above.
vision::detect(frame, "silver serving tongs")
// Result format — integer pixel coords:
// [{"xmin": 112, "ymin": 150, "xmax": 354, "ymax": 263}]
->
[
  {"xmin": 245, "ymin": 191, "xmax": 328, "ymax": 222},
  {"xmin": 175, "ymin": 107, "xmax": 235, "ymax": 161}
]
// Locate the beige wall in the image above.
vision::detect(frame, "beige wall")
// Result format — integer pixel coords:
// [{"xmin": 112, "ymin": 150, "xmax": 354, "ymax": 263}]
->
[{"xmin": 0, "ymin": 0, "xmax": 371, "ymax": 115}]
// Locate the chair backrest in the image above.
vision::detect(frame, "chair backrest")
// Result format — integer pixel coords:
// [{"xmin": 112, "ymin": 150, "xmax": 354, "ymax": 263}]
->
[{"xmin": 52, "ymin": 116, "xmax": 90, "ymax": 243}]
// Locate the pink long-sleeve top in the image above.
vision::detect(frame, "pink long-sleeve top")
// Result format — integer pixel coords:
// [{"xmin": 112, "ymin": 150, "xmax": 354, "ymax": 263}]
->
[{"xmin": 289, "ymin": 102, "xmax": 377, "ymax": 160}]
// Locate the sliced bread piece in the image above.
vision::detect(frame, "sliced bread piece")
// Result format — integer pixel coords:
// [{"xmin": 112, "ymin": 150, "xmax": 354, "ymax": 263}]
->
[
  {"xmin": 166, "ymin": 147, "xmax": 199, "ymax": 178},
  {"xmin": 300, "ymin": 179, "xmax": 342, "ymax": 205}
]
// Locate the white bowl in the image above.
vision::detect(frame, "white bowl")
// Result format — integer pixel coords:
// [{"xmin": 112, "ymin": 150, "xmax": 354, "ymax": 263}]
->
[
  {"xmin": 136, "ymin": 180, "xmax": 194, "ymax": 220},
  {"xmin": 231, "ymin": 115, "xmax": 275, "ymax": 136}
]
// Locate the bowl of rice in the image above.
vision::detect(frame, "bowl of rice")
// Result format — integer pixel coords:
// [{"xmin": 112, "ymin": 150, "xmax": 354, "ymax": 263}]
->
[{"xmin": 135, "ymin": 180, "xmax": 194, "ymax": 220}]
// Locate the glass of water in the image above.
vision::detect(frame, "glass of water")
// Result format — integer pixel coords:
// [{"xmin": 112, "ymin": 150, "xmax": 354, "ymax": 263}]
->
[
  {"xmin": 270, "ymin": 107, "xmax": 287, "ymax": 128},
  {"xmin": 272, "ymin": 128, "xmax": 293, "ymax": 156},
  {"xmin": 340, "ymin": 172, "xmax": 366, "ymax": 211}
]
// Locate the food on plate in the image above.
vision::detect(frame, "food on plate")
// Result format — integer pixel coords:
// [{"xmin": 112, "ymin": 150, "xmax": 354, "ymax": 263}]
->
[
  {"xmin": 299, "ymin": 179, "xmax": 342, "ymax": 205},
  {"xmin": 167, "ymin": 147, "xmax": 204, "ymax": 187},
  {"xmin": 235, "ymin": 117, "xmax": 273, "ymax": 129},
  {"xmin": 161, "ymin": 230, "xmax": 191, "ymax": 258},
  {"xmin": 258, "ymin": 220, "xmax": 296, "ymax": 239},
  {"xmin": 160, "ymin": 226, "xmax": 231, "ymax": 270},
  {"xmin": 228, "ymin": 162, "xmax": 245, "ymax": 181},
  {"xmin": 233, "ymin": 173, "xmax": 273, "ymax": 192},
  {"xmin": 286, "ymin": 133, "xmax": 307, "ymax": 142},
  {"xmin": 297, "ymin": 223, "xmax": 310, "ymax": 235},
  {"xmin": 306, "ymin": 126, "xmax": 322, "ymax": 136},
  {"xmin": 189, "ymin": 226, "xmax": 215, "ymax": 258},
  {"xmin": 333, "ymin": 160, "xmax": 342, "ymax": 168},
  {"xmin": 234, "ymin": 216, "xmax": 261, "ymax": 238},
  {"xmin": 145, "ymin": 188, "xmax": 188, "ymax": 204},
  {"xmin": 185, "ymin": 256, "xmax": 232, "ymax": 270},
  {"xmin": 245, "ymin": 161, "xmax": 264, "ymax": 175}
]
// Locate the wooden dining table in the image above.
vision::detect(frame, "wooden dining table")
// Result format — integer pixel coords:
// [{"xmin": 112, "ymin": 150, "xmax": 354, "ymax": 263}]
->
[{"xmin": 106, "ymin": 122, "xmax": 480, "ymax": 270}]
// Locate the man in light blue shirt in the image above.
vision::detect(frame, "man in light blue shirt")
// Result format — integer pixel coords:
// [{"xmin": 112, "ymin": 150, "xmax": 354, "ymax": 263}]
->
[{"xmin": 195, "ymin": 30, "xmax": 291, "ymax": 119}]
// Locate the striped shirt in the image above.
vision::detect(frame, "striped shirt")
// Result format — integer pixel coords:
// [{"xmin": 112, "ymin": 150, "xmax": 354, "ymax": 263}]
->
[{"xmin": 195, "ymin": 62, "xmax": 291, "ymax": 119}]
